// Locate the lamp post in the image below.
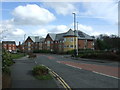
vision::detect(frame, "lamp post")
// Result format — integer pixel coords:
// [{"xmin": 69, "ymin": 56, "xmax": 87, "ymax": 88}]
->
[
  {"xmin": 72, "ymin": 13, "xmax": 77, "ymax": 57},
  {"xmin": 24, "ymin": 34, "xmax": 26, "ymax": 56}
]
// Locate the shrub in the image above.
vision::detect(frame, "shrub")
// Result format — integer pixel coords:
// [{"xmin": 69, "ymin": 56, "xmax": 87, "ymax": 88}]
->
[
  {"xmin": 2, "ymin": 49, "xmax": 14, "ymax": 74},
  {"xmin": 81, "ymin": 53, "xmax": 119, "ymax": 61},
  {"xmin": 32, "ymin": 65, "xmax": 52, "ymax": 80},
  {"xmin": 32, "ymin": 65, "xmax": 49, "ymax": 76},
  {"xmin": 33, "ymin": 50, "xmax": 53, "ymax": 53}
]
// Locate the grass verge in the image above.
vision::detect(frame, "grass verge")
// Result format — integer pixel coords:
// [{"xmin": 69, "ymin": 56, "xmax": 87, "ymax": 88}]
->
[
  {"xmin": 11, "ymin": 53, "xmax": 25, "ymax": 59},
  {"xmin": 35, "ymin": 74, "xmax": 52, "ymax": 80}
]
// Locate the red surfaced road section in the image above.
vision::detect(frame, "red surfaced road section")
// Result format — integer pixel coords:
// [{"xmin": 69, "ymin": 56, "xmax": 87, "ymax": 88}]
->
[
  {"xmin": 57, "ymin": 61, "xmax": 120, "ymax": 78},
  {"xmin": 47, "ymin": 56, "xmax": 55, "ymax": 60}
]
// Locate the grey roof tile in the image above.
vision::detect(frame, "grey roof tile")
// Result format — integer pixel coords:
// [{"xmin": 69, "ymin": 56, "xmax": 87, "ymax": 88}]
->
[
  {"xmin": 29, "ymin": 36, "xmax": 43, "ymax": 42},
  {"xmin": 49, "ymin": 33, "xmax": 56, "ymax": 41}
]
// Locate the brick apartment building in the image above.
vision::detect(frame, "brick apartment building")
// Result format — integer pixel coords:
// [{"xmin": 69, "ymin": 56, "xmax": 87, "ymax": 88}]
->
[
  {"xmin": 43, "ymin": 29, "xmax": 94, "ymax": 53},
  {"xmin": 2, "ymin": 41, "xmax": 16, "ymax": 52},
  {"xmin": 21, "ymin": 29, "xmax": 94, "ymax": 53},
  {"xmin": 21, "ymin": 36, "xmax": 44, "ymax": 53}
]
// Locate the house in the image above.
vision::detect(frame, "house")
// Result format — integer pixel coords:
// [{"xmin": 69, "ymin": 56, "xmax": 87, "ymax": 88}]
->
[
  {"xmin": 2, "ymin": 41, "xmax": 16, "ymax": 52},
  {"xmin": 43, "ymin": 29, "xmax": 94, "ymax": 52},
  {"xmin": 22, "ymin": 36, "xmax": 44, "ymax": 53}
]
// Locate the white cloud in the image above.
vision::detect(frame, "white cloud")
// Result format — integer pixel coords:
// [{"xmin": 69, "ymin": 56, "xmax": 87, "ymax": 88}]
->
[
  {"xmin": 12, "ymin": 4, "xmax": 56, "ymax": 25},
  {"xmin": 31, "ymin": 25, "xmax": 69, "ymax": 37},
  {"xmin": 33, "ymin": 28, "xmax": 48, "ymax": 37},
  {"xmin": 12, "ymin": 28, "xmax": 25, "ymax": 36},
  {"xmin": 0, "ymin": 21, "xmax": 26, "ymax": 44},
  {"xmin": 44, "ymin": 2, "xmax": 78, "ymax": 15},
  {"xmin": 82, "ymin": 0, "xmax": 118, "ymax": 24},
  {"xmin": 78, "ymin": 24, "xmax": 93, "ymax": 32},
  {"xmin": 48, "ymin": 25, "xmax": 69, "ymax": 33}
]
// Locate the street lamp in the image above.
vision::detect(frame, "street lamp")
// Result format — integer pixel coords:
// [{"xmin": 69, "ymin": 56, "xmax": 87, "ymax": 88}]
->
[
  {"xmin": 72, "ymin": 13, "xmax": 76, "ymax": 31},
  {"xmin": 72, "ymin": 13, "xmax": 77, "ymax": 57},
  {"xmin": 24, "ymin": 34, "xmax": 26, "ymax": 55}
]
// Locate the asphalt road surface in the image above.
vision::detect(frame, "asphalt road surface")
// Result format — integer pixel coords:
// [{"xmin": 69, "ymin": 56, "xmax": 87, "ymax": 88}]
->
[{"xmin": 35, "ymin": 54, "xmax": 119, "ymax": 88}]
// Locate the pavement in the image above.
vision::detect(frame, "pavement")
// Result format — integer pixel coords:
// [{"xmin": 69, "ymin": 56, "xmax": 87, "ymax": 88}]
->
[
  {"xmin": 10, "ymin": 56, "xmax": 59, "ymax": 88},
  {"xmin": 35, "ymin": 53, "xmax": 119, "ymax": 88}
]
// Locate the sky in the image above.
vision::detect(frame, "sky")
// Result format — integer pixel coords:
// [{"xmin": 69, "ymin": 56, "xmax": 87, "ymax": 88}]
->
[{"xmin": 0, "ymin": 0, "xmax": 119, "ymax": 45}]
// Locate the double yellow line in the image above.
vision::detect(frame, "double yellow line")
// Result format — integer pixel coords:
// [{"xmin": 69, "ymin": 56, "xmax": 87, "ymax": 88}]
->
[{"xmin": 43, "ymin": 65, "xmax": 71, "ymax": 90}]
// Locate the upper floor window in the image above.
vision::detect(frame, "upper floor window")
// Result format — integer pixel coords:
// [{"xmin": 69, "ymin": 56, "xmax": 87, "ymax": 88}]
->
[
  {"xmin": 47, "ymin": 41, "xmax": 50, "ymax": 44},
  {"xmin": 51, "ymin": 41, "xmax": 53, "ymax": 44},
  {"xmin": 28, "ymin": 42, "xmax": 31, "ymax": 46},
  {"xmin": 70, "ymin": 38, "xmax": 73, "ymax": 42},
  {"xmin": 70, "ymin": 45, "xmax": 73, "ymax": 48},
  {"xmin": 64, "ymin": 38, "xmax": 66, "ymax": 42}
]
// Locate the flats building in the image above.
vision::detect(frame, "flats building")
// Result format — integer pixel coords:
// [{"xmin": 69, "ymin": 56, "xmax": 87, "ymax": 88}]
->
[
  {"xmin": 2, "ymin": 41, "xmax": 16, "ymax": 52},
  {"xmin": 43, "ymin": 29, "xmax": 94, "ymax": 53},
  {"xmin": 22, "ymin": 36, "xmax": 45, "ymax": 53}
]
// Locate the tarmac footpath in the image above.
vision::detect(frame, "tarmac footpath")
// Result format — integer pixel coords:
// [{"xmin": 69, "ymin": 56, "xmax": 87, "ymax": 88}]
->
[{"xmin": 10, "ymin": 56, "xmax": 59, "ymax": 89}]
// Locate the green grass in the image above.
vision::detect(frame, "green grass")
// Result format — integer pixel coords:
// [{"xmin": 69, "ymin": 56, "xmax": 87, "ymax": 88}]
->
[
  {"xmin": 11, "ymin": 53, "xmax": 25, "ymax": 59},
  {"xmin": 35, "ymin": 74, "xmax": 53, "ymax": 80}
]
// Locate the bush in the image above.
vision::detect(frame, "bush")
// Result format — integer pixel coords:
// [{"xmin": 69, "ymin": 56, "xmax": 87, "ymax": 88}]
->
[
  {"xmin": 81, "ymin": 53, "xmax": 120, "ymax": 61},
  {"xmin": 32, "ymin": 65, "xmax": 49, "ymax": 76},
  {"xmin": 33, "ymin": 50, "xmax": 53, "ymax": 53},
  {"xmin": 32, "ymin": 65, "xmax": 52, "ymax": 80},
  {"xmin": 2, "ymin": 49, "xmax": 14, "ymax": 74}
]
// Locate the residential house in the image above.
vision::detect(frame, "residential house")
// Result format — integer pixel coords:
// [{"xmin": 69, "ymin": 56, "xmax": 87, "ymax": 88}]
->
[{"xmin": 2, "ymin": 41, "xmax": 16, "ymax": 52}]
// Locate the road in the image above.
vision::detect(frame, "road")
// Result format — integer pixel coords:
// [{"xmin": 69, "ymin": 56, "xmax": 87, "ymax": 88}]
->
[{"xmin": 35, "ymin": 53, "xmax": 119, "ymax": 88}]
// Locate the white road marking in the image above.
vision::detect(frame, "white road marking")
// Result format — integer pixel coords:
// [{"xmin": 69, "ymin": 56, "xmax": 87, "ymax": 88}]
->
[
  {"xmin": 65, "ymin": 64, "xmax": 82, "ymax": 70},
  {"xmin": 57, "ymin": 61, "xmax": 120, "ymax": 80},
  {"xmin": 92, "ymin": 71, "xmax": 120, "ymax": 79}
]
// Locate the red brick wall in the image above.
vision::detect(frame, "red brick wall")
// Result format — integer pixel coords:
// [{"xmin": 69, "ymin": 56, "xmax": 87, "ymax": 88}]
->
[
  {"xmin": 78, "ymin": 40, "xmax": 85, "ymax": 49},
  {"xmin": 44, "ymin": 34, "xmax": 54, "ymax": 51},
  {"xmin": 24, "ymin": 37, "xmax": 34, "ymax": 52},
  {"xmin": 87, "ymin": 40, "xmax": 94, "ymax": 49},
  {"xmin": 2, "ymin": 43, "xmax": 16, "ymax": 51}
]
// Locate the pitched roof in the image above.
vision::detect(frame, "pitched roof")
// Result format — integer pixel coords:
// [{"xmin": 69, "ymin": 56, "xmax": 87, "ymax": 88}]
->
[
  {"xmin": 64, "ymin": 29, "xmax": 75, "ymax": 37},
  {"xmin": 29, "ymin": 36, "xmax": 43, "ymax": 42},
  {"xmin": 46, "ymin": 29, "xmax": 93, "ymax": 41},
  {"xmin": 2, "ymin": 41, "xmax": 16, "ymax": 44},
  {"xmin": 40, "ymin": 38, "xmax": 45, "ymax": 43},
  {"xmin": 75, "ymin": 30, "xmax": 93, "ymax": 40},
  {"xmin": 55, "ymin": 33, "xmax": 66, "ymax": 41},
  {"xmin": 48, "ymin": 33, "xmax": 56, "ymax": 41}
]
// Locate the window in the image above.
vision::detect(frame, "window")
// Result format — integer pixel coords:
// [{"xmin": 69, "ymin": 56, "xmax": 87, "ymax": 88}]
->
[
  {"xmin": 47, "ymin": 41, "xmax": 50, "ymax": 44},
  {"xmin": 64, "ymin": 38, "xmax": 66, "ymax": 42},
  {"xmin": 64, "ymin": 45, "xmax": 66, "ymax": 48},
  {"xmin": 70, "ymin": 38, "xmax": 73, "ymax": 42},
  {"xmin": 28, "ymin": 48, "xmax": 31, "ymax": 51},
  {"xmin": 28, "ymin": 42, "xmax": 31, "ymax": 46},
  {"xmin": 70, "ymin": 45, "xmax": 73, "ymax": 48},
  {"xmin": 9, "ymin": 47, "xmax": 11, "ymax": 50},
  {"xmin": 13, "ymin": 47, "xmax": 15, "ymax": 50}
]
